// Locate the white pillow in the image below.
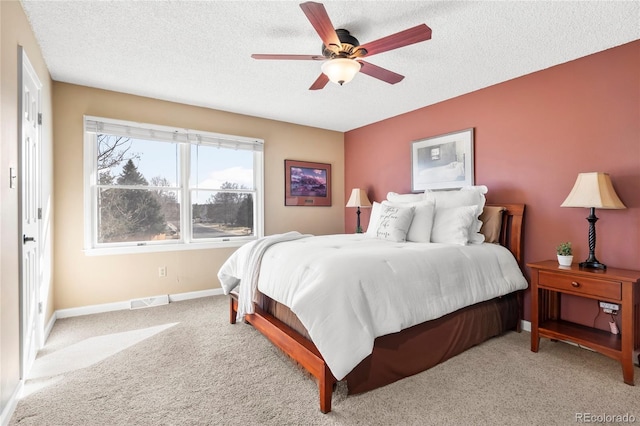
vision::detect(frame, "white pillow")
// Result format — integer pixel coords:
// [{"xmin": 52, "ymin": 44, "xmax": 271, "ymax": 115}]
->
[
  {"xmin": 386, "ymin": 192, "xmax": 426, "ymax": 204},
  {"xmin": 425, "ymin": 185, "xmax": 487, "ymax": 244},
  {"xmin": 365, "ymin": 201, "xmax": 383, "ymax": 237},
  {"xmin": 371, "ymin": 192, "xmax": 426, "ymax": 237},
  {"xmin": 375, "ymin": 204, "xmax": 415, "ymax": 242},
  {"xmin": 431, "ymin": 205, "xmax": 479, "ymax": 245},
  {"xmin": 383, "ymin": 200, "xmax": 435, "ymax": 243}
]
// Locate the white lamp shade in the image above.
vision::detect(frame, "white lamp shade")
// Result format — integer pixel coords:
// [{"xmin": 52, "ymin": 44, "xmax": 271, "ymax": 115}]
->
[
  {"xmin": 346, "ymin": 188, "xmax": 371, "ymax": 208},
  {"xmin": 321, "ymin": 58, "xmax": 361, "ymax": 85},
  {"xmin": 561, "ymin": 172, "xmax": 626, "ymax": 209}
]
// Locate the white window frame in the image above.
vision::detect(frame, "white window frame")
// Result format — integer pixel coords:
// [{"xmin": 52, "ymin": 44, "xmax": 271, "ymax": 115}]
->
[{"xmin": 83, "ymin": 115, "xmax": 264, "ymax": 255}]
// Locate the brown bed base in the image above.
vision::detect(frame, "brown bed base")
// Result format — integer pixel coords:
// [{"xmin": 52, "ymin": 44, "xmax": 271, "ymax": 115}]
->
[{"xmin": 229, "ymin": 203, "xmax": 525, "ymax": 413}]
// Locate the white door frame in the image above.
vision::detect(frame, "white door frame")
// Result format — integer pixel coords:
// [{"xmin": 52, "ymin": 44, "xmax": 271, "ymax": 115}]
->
[{"xmin": 18, "ymin": 46, "xmax": 43, "ymax": 378}]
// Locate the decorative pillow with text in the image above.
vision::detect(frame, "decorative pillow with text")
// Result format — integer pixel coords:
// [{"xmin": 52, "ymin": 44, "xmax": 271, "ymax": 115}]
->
[
  {"xmin": 382, "ymin": 200, "xmax": 435, "ymax": 243},
  {"xmin": 375, "ymin": 204, "xmax": 415, "ymax": 242}
]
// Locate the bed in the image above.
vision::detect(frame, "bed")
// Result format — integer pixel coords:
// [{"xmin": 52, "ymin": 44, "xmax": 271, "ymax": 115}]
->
[{"xmin": 219, "ymin": 192, "xmax": 527, "ymax": 413}]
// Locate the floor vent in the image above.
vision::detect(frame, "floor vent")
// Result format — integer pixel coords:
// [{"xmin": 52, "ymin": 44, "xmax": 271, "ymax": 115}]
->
[{"xmin": 129, "ymin": 295, "xmax": 169, "ymax": 310}]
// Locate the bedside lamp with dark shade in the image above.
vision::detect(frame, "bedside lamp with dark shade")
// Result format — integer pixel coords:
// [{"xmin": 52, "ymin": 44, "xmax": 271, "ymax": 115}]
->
[
  {"xmin": 560, "ymin": 172, "xmax": 626, "ymax": 270},
  {"xmin": 346, "ymin": 188, "xmax": 371, "ymax": 233}
]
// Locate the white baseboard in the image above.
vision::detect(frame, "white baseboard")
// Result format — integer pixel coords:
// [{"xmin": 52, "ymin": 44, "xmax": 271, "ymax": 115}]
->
[
  {"xmin": 55, "ymin": 288, "xmax": 224, "ymax": 319},
  {"xmin": 169, "ymin": 288, "xmax": 222, "ymax": 302},
  {"xmin": 44, "ymin": 312, "xmax": 57, "ymax": 342},
  {"xmin": 0, "ymin": 380, "xmax": 23, "ymax": 426},
  {"xmin": 55, "ymin": 300, "xmax": 130, "ymax": 319},
  {"xmin": 53, "ymin": 294, "xmax": 526, "ymax": 330}
]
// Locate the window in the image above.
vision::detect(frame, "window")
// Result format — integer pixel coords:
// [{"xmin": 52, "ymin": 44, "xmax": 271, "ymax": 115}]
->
[{"xmin": 83, "ymin": 116, "xmax": 263, "ymax": 254}]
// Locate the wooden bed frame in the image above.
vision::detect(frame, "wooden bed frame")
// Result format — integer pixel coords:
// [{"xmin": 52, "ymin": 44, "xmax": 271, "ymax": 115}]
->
[{"xmin": 229, "ymin": 203, "xmax": 525, "ymax": 413}]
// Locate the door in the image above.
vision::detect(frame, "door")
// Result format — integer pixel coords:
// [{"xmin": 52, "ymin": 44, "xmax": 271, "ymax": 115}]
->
[{"xmin": 19, "ymin": 47, "xmax": 42, "ymax": 376}]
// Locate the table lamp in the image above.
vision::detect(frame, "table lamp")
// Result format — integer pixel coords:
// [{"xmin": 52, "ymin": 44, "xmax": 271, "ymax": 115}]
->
[
  {"xmin": 560, "ymin": 172, "xmax": 626, "ymax": 270},
  {"xmin": 346, "ymin": 188, "xmax": 371, "ymax": 233}
]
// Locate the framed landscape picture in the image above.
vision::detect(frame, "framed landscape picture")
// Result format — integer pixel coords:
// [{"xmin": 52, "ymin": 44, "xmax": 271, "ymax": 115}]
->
[
  {"xmin": 284, "ymin": 160, "xmax": 332, "ymax": 206},
  {"xmin": 411, "ymin": 128, "xmax": 474, "ymax": 191}
]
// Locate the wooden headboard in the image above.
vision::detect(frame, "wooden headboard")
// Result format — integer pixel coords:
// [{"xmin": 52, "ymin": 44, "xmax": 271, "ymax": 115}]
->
[{"xmin": 485, "ymin": 203, "xmax": 525, "ymax": 266}]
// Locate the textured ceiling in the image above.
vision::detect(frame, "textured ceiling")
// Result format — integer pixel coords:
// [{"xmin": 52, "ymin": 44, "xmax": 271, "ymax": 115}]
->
[{"xmin": 20, "ymin": 1, "xmax": 640, "ymax": 132}]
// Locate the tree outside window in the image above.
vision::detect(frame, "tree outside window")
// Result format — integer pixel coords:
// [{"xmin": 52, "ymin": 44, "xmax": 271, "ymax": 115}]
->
[{"xmin": 85, "ymin": 117, "xmax": 263, "ymax": 252}]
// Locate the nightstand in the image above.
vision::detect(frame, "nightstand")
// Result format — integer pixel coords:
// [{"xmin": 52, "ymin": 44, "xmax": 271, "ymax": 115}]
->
[{"xmin": 528, "ymin": 260, "xmax": 640, "ymax": 385}]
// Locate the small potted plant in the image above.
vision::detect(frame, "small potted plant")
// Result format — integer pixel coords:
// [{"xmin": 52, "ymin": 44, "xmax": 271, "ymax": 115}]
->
[{"xmin": 556, "ymin": 241, "xmax": 573, "ymax": 266}]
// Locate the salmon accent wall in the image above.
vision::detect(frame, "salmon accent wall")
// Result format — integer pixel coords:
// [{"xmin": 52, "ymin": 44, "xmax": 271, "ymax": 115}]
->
[{"xmin": 344, "ymin": 40, "xmax": 640, "ymax": 324}]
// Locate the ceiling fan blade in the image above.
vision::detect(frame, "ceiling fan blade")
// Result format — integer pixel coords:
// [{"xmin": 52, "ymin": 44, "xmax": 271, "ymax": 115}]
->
[
  {"xmin": 356, "ymin": 24, "xmax": 432, "ymax": 57},
  {"xmin": 300, "ymin": 2, "xmax": 340, "ymax": 48},
  {"xmin": 358, "ymin": 60, "xmax": 404, "ymax": 85},
  {"xmin": 251, "ymin": 54, "xmax": 325, "ymax": 61},
  {"xmin": 309, "ymin": 73, "xmax": 330, "ymax": 90}
]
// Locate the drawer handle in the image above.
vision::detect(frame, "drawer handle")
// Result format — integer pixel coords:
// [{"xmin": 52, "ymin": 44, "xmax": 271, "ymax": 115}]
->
[{"xmin": 571, "ymin": 281, "xmax": 580, "ymax": 288}]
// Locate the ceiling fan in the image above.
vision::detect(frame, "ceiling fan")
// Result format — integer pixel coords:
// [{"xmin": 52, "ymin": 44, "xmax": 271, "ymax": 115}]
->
[{"xmin": 251, "ymin": 1, "xmax": 432, "ymax": 90}]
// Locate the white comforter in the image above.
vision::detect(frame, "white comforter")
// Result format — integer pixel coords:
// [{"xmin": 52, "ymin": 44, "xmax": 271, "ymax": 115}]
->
[
  {"xmin": 218, "ymin": 231, "xmax": 311, "ymax": 319},
  {"xmin": 219, "ymin": 233, "xmax": 528, "ymax": 380}
]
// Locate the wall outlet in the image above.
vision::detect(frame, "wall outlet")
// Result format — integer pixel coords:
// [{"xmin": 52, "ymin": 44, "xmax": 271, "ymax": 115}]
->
[
  {"xmin": 599, "ymin": 301, "xmax": 619, "ymax": 311},
  {"xmin": 158, "ymin": 266, "xmax": 167, "ymax": 277}
]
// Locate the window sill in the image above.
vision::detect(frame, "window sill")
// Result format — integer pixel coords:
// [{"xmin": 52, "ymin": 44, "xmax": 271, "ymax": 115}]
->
[{"xmin": 83, "ymin": 239, "xmax": 253, "ymax": 256}]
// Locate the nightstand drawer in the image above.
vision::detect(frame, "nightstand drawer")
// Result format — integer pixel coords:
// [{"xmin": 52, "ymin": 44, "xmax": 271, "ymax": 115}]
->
[{"xmin": 538, "ymin": 271, "xmax": 621, "ymax": 300}]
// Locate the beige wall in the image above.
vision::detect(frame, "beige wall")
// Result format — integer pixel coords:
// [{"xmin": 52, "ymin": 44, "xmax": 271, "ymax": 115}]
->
[
  {"xmin": 1, "ymin": 0, "xmax": 54, "ymax": 418},
  {"xmin": 53, "ymin": 83, "xmax": 344, "ymax": 310}
]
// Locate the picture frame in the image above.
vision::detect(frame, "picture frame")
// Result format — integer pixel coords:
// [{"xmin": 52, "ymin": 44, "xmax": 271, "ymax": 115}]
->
[
  {"xmin": 411, "ymin": 128, "xmax": 474, "ymax": 191},
  {"xmin": 284, "ymin": 159, "xmax": 332, "ymax": 206}
]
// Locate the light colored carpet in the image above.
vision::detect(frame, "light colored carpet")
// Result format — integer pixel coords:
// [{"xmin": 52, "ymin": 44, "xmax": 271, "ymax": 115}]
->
[{"xmin": 10, "ymin": 296, "xmax": 640, "ymax": 425}]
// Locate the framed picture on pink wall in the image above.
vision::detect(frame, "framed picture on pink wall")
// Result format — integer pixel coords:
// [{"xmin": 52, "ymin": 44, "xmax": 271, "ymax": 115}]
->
[
  {"xmin": 284, "ymin": 160, "xmax": 332, "ymax": 206},
  {"xmin": 411, "ymin": 128, "xmax": 474, "ymax": 191}
]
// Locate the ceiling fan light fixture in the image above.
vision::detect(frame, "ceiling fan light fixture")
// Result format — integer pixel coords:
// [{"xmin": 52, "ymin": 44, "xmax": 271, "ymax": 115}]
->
[{"xmin": 321, "ymin": 58, "xmax": 361, "ymax": 86}]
